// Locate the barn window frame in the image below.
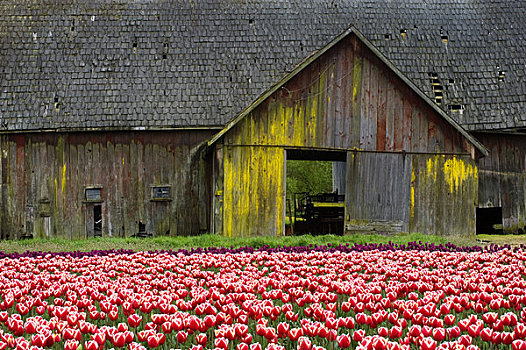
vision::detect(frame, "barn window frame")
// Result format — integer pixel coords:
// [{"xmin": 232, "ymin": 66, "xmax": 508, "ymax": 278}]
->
[
  {"xmin": 151, "ymin": 185, "xmax": 171, "ymax": 201},
  {"xmin": 84, "ymin": 186, "xmax": 103, "ymax": 203}
]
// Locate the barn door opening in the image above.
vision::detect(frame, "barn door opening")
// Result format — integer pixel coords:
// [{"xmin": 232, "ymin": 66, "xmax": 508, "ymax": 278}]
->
[
  {"xmin": 285, "ymin": 149, "xmax": 346, "ymax": 235},
  {"xmin": 476, "ymin": 207, "xmax": 503, "ymax": 235},
  {"xmin": 93, "ymin": 205, "xmax": 102, "ymax": 237},
  {"xmin": 85, "ymin": 187, "xmax": 103, "ymax": 238}
]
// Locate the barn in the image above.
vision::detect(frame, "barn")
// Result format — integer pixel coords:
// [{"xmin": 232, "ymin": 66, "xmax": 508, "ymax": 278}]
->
[
  {"xmin": 208, "ymin": 28, "xmax": 486, "ymax": 237},
  {"xmin": 0, "ymin": 0, "xmax": 524, "ymax": 238}
]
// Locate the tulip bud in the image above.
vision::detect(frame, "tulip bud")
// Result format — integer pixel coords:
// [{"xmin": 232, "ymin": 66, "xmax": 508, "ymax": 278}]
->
[
  {"xmin": 337, "ymin": 334, "xmax": 351, "ymax": 348},
  {"xmin": 176, "ymin": 330, "xmax": 188, "ymax": 344}
]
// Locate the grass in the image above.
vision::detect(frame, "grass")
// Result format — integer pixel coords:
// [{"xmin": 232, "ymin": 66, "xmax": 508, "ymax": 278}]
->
[
  {"xmin": 477, "ymin": 234, "xmax": 526, "ymax": 245},
  {"xmin": 0, "ymin": 232, "xmax": 483, "ymax": 254}
]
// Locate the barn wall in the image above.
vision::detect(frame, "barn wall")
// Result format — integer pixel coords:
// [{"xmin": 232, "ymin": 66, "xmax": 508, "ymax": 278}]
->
[
  {"xmin": 222, "ymin": 145, "xmax": 284, "ymax": 236},
  {"xmin": 224, "ymin": 35, "xmax": 474, "ymax": 155},
  {"xmin": 344, "ymin": 152, "xmax": 477, "ymax": 235},
  {"xmin": 345, "ymin": 151, "xmax": 412, "ymax": 233},
  {"xmin": 409, "ymin": 154, "xmax": 477, "ymax": 235},
  {"xmin": 219, "ymin": 33, "xmax": 477, "ymax": 237},
  {"xmin": 474, "ymin": 132, "xmax": 526, "ymax": 233},
  {"xmin": 0, "ymin": 130, "xmax": 213, "ymax": 239}
]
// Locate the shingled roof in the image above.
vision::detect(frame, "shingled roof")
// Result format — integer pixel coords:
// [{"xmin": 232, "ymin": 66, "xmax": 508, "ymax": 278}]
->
[{"xmin": 1, "ymin": 0, "xmax": 525, "ymax": 132}]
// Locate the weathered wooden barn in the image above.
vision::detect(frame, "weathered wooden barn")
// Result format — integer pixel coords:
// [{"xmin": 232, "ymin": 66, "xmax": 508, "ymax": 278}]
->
[
  {"xmin": 208, "ymin": 29, "xmax": 487, "ymax": 237},
  {"xmin": 0, "ymin": 131, "xmax": 212, "ymax": 239},
  {"xmin": 0, "ymin": 0, "xmax": 525, "ymax": 238}
]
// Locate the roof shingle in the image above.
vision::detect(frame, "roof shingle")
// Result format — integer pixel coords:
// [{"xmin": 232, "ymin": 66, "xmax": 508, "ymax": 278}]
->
[{"xmin": 1, "ymin": 0, "xmax": 525, "ymax": 132}]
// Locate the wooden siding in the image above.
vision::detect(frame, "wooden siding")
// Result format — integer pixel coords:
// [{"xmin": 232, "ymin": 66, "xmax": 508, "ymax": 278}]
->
[
  {"xmin": 218, "ymin": 33, "xmax": 477, "ymax": 237},
  {"xmin": 344, "ymin": 152, "xmax": 477, "ymax": 235},
  {"xmin": 0, "ymin": 130, "xmax": 213, "ymax": 239},
  {"xmin": 224, "ymin": 35, "xmax": 474, "ymax": 155},
  {"xmin": 222, "ymin": 145, "xmax": 284, "ymax": 236},
  {"xmin": 475, "ymin": 133, "xmax": 526, "ymax": 233},
  {"xmin": 409, "ymin": 154, "xmax": 477, "ymax": 236},
  {"xmin": 345, "ymin": 152, "xmax": 411, "ymax": 233}
]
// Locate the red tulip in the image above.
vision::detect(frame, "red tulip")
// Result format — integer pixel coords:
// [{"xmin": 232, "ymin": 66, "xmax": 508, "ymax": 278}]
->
[
  {"xmin": 503, "ymin": 332, "xmax": 516, "ymax": 345},
  {"xmin": 277, "ymin": 322, "xmax": 290, "ymax": 337},
  {"xmin": 481, "ymin": 327, "xmax": 493, "ymax": 342},
  {"xmin": 444, "ymin": 314, "xmax": 455, "ymax": 326},
  {"xmin": 446, "ymin": 326, "xmax": 460, "ymax": 340},
  {"xmin": 15, "ymin": 304, "xmax": 29, "ymax": 316},
  {"xmin": 63, "ymin": 328, "xmax": 81, "ymax": 341},
  {"xmin": 89, "ymin": 310, "xmax": 100, "ymax": 321},
  {"xmin": 237, "ymin": 343, "xmax": 249, "ymax": 350},
  {"xmin": 389, "ymin": 326, "xmax": 403, "ymax": 339},
  {"xmin": 124, "ymin": 331, "xmax": 134, "ymax": 344},
  {"xmin": 161, "ymin": 321, "xmax": 172, "ymax": 334},
  {"xmin": 420, "ymin": 337, "xmax": 436, "ymax": 350},
  {"xmin": 84, "ymin": 340, "xmax": 99, "ymax": 350},
  {"xmin": 67, "ymin": 314, "xmax": 78, "ymax": 327},
  {"xmin": 112, "ymin": 332, "xmax": 126, "ymax": 348},
  {"xmin": 353, "ymin": 329, "xmax": 365, "ymax": 342},
  {"xmin": 326, "ymin": 318, "xmax": 338, "ymax": 330},
  {"xmin": 516, "ymin": 324, "xmax": 526, "ymax": 339},
  {"xmin": 458, "ymin": 334, "xmax": 472, "ymax": 347},
  {"xmin": 493, "ymin": 319, "xmax": 505, "ymax": 332},
  {"xmin": 176, "ymin": 330, "xmax": 188, "ymax": 343},
  {"xmin": 458, "ymin": 319, "xmax": 470, "ymax": 331},
  {"xmin": 196, "ymin": 333, "xmax": 207, "ymax": 346},
  {"xmin": 468, "ymin": 323, "xmax": 482, "ymax": 337},
  {"xmin": 337, "ymin": 334, "xmax": 351, "ymax": 348},
  {"xmin": 235, "ymin": 324, "xmax": 249, "ymax": 337},
  {"xmin": 128, "ymin": 314, "xmax": 142, "ymax": 328},
  {"xmin": 108, "ymin": 309, "xmax": 119, "ymax": 321},
  {"xmin": 64, "ymin": 340, "xmax": 80, "ymax": 350},
  {"xmin": 288, "ymin": 328, "xmax": 303, "ymax": 341},
  {"xmin": 23, "ymin": 321, "xmax": 36, "ymax": 334},
  {"xmin": 298, "ymin": 336, "xmax": 312, "ymax": 350},
  {"xmin": 513, "ymin": 339, "xmax": 526, "ymax": 350},
  {"xmin": 147, "ymin": 334, "xmax": 160, "ymax": 348},
  {"xmin": 432, "ymin": 328, "xmax": 445, "ymax": 342},
  {"xmin": 93, "ymin": 332, "xmax": 106, "ymax": 346},
  {"xmin": 483, "ymin": 312, "xmax": 498, "ymax": 324},
  {"xmin": 31, "ymin": 334, "xmax": 44, "ymax": 347},
  {"xmin": 215, "ymin": 337, "xmax": 229, "ymax": 349},
  {"xmin": 409, "ymin": 325, "xmax": 421, "ymax": 337},
  {"xmin": 504, "ymin": 313, "xmax": 519, "ymax": 327},
  {"xmin": 378, "ymin": 327, "xmax": 388, "ymax": 337},
  {"xmin": 249, "ymin": 343, "xmax": 262, "ymax": 350}
]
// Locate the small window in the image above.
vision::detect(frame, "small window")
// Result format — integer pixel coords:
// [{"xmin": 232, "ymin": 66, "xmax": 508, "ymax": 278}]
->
[
  {"xmin": 85, "ymin": 187, "xmax": 103, "ymax": 202},
  {"xmin": 152, "ymin": 186, "xmax": 171, "ymax": 201}
]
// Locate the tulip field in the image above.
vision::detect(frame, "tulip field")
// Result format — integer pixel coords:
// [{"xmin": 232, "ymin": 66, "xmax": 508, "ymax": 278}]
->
[{"xmin": 1, "ymin": 242, "xmax": 526, "ymax": 350}]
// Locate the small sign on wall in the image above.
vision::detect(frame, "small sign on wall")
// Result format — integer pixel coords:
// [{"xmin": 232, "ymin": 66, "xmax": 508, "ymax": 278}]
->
[
  {"xmin": 151, "ymin": 185, "xmax": 171, "ymax": 201},
  {"xmin": 85, "ymin": 187, "xmax": 103, "ymax": 202}
]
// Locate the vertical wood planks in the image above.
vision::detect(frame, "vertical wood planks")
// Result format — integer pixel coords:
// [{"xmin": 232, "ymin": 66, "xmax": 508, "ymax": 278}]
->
[
  {"xmin": 345, "ymin": 152, "xmax": 411, "ymax": 233},
  {"xmin": 475, "ymin": 133, "xmax": 526, "ymax": 233},
  {"xmin": 409, "ymin": 154, "xmax": 477, "ymax": 236},
  {"xmin": 0, "ymin": 130, "xmax": 214, "ymax": 239},
  {"xmin": 219, "ymin": 33, "xmax": 480, "ymax": 237}
]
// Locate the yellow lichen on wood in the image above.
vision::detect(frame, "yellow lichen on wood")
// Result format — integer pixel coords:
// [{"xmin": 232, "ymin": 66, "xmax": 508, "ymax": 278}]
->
[
  {"xmin": 223, "ymin": 147, "xmax": 233, "ymax": 237},
  {"xmin": 352, "ymin": 56, "xmax": 362, "ymax": 104},
  {"xmin": 426, "ymin": 155, "xmax": 440, "ymax": 182},
  {"xmin": 292, "ymin": 103, "xmax": 304, "ymax": 146},
  {"xmin": 410, "ymin": 167, "xmax": 415, "ymax": 219},
  {"xmin": 61, "ymin": 163, "xmax": 66, "ymax": 193},
  {"xmin": 309, "ymin": 94, "xmax": 318, "ymax": 147},
  {"xmin": 443, "ymin": 156, "xmax": 477, "ymax": 193},
  {"xmin": 221, "ymin": 143, "xmax": 285, "ymax": 237}
]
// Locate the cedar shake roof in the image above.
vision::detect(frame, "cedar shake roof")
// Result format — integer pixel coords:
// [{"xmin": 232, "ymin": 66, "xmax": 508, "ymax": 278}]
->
[{"xmin": 1, "ymin": 0, "xmax": 525, "ymax": 132}]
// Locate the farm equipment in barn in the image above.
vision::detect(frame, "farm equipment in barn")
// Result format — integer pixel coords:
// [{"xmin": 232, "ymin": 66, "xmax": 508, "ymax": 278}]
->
[{"xmin": 291, "ymin": 192, "xmax": 344, "ymax": 235}]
